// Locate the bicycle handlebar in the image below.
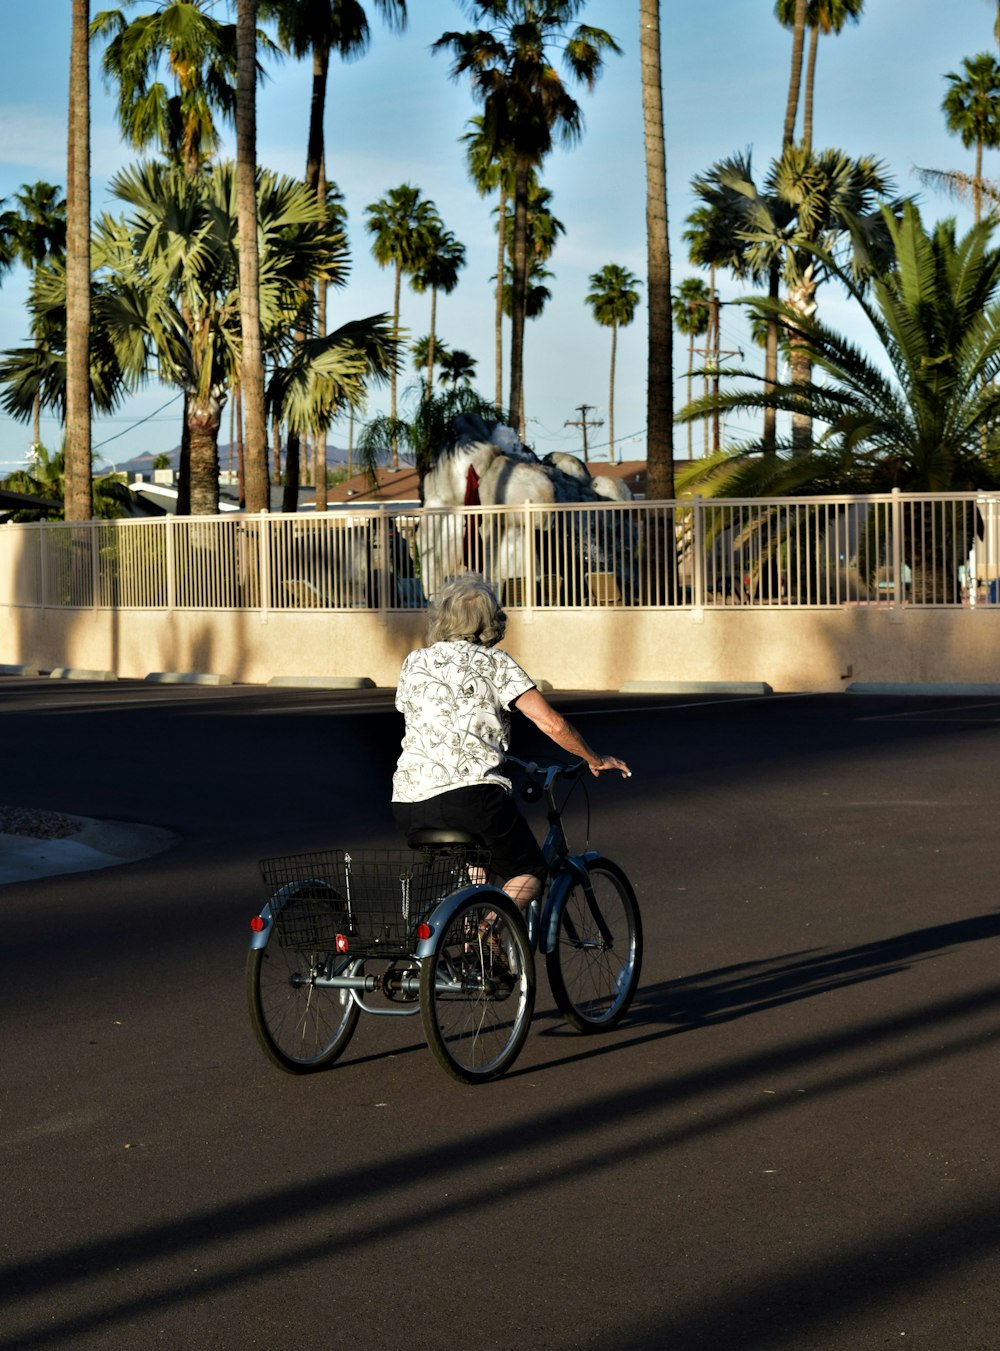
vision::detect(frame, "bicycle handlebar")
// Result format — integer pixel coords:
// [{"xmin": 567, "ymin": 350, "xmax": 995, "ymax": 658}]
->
[{"xmin": 506, "ymin": 754, "xmax": 588, "ymax": 796}]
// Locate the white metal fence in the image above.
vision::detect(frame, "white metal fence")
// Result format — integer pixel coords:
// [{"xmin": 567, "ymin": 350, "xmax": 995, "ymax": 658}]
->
[{"xmin": 3, "ymin": 491, "xmax": 1000, "ymax": 613}]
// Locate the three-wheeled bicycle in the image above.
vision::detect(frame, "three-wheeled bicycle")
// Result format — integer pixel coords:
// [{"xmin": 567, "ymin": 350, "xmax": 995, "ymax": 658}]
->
[{"xmin": 247, "ymin": 756, "xmax": 642, "ymax": 1084}]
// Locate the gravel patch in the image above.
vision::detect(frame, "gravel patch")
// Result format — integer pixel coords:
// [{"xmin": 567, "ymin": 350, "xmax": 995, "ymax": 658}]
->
[{"xmin": 0, "ymin": 806, "xmax": 85, "ymax": 840}]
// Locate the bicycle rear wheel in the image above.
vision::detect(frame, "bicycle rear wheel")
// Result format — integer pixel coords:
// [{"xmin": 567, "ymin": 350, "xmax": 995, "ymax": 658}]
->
[
  {"xmin": 546, "ymin": 858, "xmax": 642, "ymax": 1033},
  {"xmin": 420, "ymin": 894, "xmax": 535, "ymax": 1084},
  {"xmin": 247, "ymin": 938, "xmax": 361, "ymax": 1074}
]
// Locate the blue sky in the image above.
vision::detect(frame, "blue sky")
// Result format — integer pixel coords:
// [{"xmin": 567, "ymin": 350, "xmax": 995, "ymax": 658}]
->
[{"xmin": 0, "ymin": 0, "xmax": 995, "ymax": 476}]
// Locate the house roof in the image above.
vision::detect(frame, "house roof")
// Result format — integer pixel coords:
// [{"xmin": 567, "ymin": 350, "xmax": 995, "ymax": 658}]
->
[{"xmin": 325, "ymin": 464, "xmax": 421, "ymax": 505}]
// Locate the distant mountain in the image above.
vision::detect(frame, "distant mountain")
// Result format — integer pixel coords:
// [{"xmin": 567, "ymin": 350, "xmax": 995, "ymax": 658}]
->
[{"xmin": 113, "ymin": 443, "xmax": 354, "ymax": 476}]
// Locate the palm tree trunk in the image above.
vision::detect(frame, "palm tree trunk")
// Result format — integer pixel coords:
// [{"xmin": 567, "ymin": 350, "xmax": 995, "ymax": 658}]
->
[
  {"xmin": 64, "ymin": 0, "xmax": 92, "ymax": 522},
  {"xmin": 496, "ymin": 180, "xmax": 507, "ymax": 409},
  {"xmin": 236, "ymin": 0, "xmax": 268, "ymax": 514},
  {"xmin": 763, "ymin": 262, "xmax": 780, "ymax": 452},
  {"xmin": 32, "ymin": 380, "xmax": 40, "ymax": 452},
  {"xmin": 640, "ymin": 0, "xmax": 674, "ymax": 502},
  {"xmin": 188, "ymin": 391, "xmax": 223, "ymax": 516},
  {"xmin": 177, "ymin": 405, "xmax": 192, "ymax": 514},
  {"xmin": 788, "ymin": 262, "xmax": 817, "ymax": 451},
  {"xmin": 390, "ymin": 261, "xmax": 401, "ymax": 467},
  {"xmin": 608, "ymin": 323, "xmax": 617, "ymax": 464},
  {"xmin": 236, "ymin": 384, "xmax": 245, "ymax": 507},
  {"xmin": 803, "ymin": 24, "xmax": 819, "ymax": 152},
  {"xmin": 975, "ymin": 138, "xmax": 984, "ymax": 224},
  {"xmin": 509, "ymin": 159, "xmax": 529, "ymax": 438},
  {"xmin": 710, "ymin": 268, "xmax": 720, "ymax": 451},
  {"xmin": 271, "ymin": 412, "xmax": 281, "ymax": 485},
  {"xmin": 282, "ymin": 429, "xmax": 300, "ymax": 513},
  {"xmin": 314, "ymin": 156, "xmax": 329, "ymax": 512},
  {"xmin": 426, "ymin": 284, "xmax": 438, "ymax": 397},
  {"xmin": 687, "ymin": 332, "xmax": 694, "ymax": 459},
  {"xmin": 306, "ymin": 42, "xmax": 329, "ymax": 199},
  {"xmin": 782, "ymin": 0, "xmax": 808, "ymax": 148}
]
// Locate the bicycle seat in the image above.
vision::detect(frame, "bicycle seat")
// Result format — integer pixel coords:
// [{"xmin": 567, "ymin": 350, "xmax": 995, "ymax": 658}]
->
[{"xmin": 407, "ymin": 827, "xmax": 483, "ymax": 848}]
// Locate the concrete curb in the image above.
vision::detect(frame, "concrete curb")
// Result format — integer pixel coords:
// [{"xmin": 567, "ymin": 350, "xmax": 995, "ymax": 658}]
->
[
  {"xmin": 266, "ymin": 675, "xmax": 376, "ymax": 689},
  {"xmin": 0, "ymin": 664, "xmax": 40, "ymax": 676},
  {"xmin": 0, "ymin": 817, "xmax": 175, "ymax": 886},
  {"xmin": 49, "ymin": 668, "xmax": 118, "ymax": 682},
  {"xmin": 145, "ymin": 672, "xmax": 233, "ymax": 685},
  {"xmin": 620, "ymin": 680, "xmax": 774, "ymax": 696},
  {"xmin": 846, "ymin": 682, "xmax": 1000, "ymax": 697}
]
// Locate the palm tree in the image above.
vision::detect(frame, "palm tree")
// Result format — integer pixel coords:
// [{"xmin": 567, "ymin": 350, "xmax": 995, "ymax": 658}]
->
[
  {"xmin": 586, "ymin": 263, "xmax": 641, "ymax": 465},
  {"xmin": 463, "ymin": 115, "xmax": 513, "ymax": 407},
  {"xmin": 687, "ymin": 145, "xmax": 900, "ymax": 451},
  {"xmin": 435, "ymin": 2, "xmax": 620, "ymax": 438},
  {"xmin": 409, "ymin": 225, "xmax": 466, "ymax": 398},
  {"xmin": 261, "ymin": 0, "xmax": 407, "ymax": 507},
  {"xmin": 0, "ymin": 182, "xmax": 67, "ymax": 449},
  {"xmin": 775, "ymin": 1, "xmax": 864, "ymax": 151},
  {"xmin": 356, "ymin": 384, "xmax": 501, "ymax": 488},
  {"xmin": 1, "ymin": 443, "xmax": 132, "ymax": 520},
  {"xmin": 66, "ymin": 0, "xmax": 93, "ymax": 522},
  {"xmin": 781, "ymin": 0, "xmax": 809, "ymax": 147},
  {"xmin": 95, "ymin": 159, "xmax": 390, "ymax": 514},
  {"xmin": 500, "ymin": 255, "xmax": 553, "ymax": 326},
  {"xmin": 501, "ymin": 180, "xmax": 565, "ymax": 265},
  {"xmin": 365, "ymin": 184, "xmax": 440, "ymax": 464},
  {"xmin": 679, "ymin": 204, "xmax": 1000, "ymax": 490},
  {"xmin": 678, "ymin": 205, "xmax": 1000, "ymax": 599},
  {"xmin": 942, "ymin": 53, "xmax": 1000, "ymax": 223},
  {"xmin": 90, "ymin": 1, "xmax": 242, "ymax": 177},
  {"xmin": 0, "ymin": 256, "xmax": 129, "ymax": 432},
  {"xmin": 262, "ymin": 1, "xmax": 407, "ymax": 199},
  {"xmin": 639, "ymin": 0, "xmax": 674, "ymax": 501},
  {"xmin": 437, "ymin": 349, "xmax": 478, "ymax": 389},
  {"xmin": 236, "ymin": 0, "xmax": 269, "ymax": 513},
  {"xmin": 672, "ymin": 276, "xmax": 711, "ymax": 459},
  {"xmin": 412, "ymin": 334, "xmax": 451, "ymax": 386}
]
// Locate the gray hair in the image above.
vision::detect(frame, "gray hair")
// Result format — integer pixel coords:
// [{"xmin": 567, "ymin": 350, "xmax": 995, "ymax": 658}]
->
[{"xmin": 428, "ymin": 573, "xmax": 507, "ymax": 647}]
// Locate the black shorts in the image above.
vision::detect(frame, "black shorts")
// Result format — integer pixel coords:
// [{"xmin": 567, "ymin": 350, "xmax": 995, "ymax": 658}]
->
[{"xmin": 392, "ymin": 784, "xmax": 547, "ymax": 884}]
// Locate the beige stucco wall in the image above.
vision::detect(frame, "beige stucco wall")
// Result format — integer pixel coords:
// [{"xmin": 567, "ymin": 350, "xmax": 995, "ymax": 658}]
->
[{"xmin": 3, "ymin": 602, "xmax": 1000, "ymax": 691}]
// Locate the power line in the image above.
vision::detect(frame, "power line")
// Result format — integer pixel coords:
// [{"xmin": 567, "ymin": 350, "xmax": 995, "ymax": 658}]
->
[{"xmin": 93, "ymin": 393, "xmax": 184, "ymax": 450}]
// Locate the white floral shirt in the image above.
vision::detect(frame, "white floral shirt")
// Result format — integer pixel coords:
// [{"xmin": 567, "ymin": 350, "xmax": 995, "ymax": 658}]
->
[{"xmin": 392, "ymin": 641, "xmax": 535, "ymax": 802}]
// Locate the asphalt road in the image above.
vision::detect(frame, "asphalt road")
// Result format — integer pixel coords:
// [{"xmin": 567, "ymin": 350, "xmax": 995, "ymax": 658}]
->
[{"xmin": 3, "ymin": 677, "xmax": 1000, "ymax": 1350}]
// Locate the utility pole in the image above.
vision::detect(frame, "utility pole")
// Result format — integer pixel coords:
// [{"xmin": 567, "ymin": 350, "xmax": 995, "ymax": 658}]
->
[{"xmin": 565, "ymin": 404, "xmax": 604, "ymax": 464}]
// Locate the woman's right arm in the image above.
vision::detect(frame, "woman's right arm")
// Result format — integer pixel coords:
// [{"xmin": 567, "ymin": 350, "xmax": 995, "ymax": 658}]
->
[{"xmin": 513, "ymin": 688, "xmax": 631, "ymax": 778}]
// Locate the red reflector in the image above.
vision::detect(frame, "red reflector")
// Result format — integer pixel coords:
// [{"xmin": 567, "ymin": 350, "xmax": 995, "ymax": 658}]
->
[
  {"xmin": 417, "ymin": 922, "xmax": 432, "ymax": 941},
  {"xmin": 336, "ymin": 933, "xmax": 349, "ymax": 954},
  {"xmin": 250, "ymin": 916, "xmax": 266, "ymax": 932}
]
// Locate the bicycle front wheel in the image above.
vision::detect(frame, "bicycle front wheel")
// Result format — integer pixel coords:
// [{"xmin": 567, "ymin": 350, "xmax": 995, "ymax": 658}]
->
[
  {"xmin": 546, "ymin": 858, "xmax": 642, "ymax": 1033},
  {"xmin": 420, "ymin": 894, "xmax": 535, "ymax": 1084},
  {"xmin": 247, "ymin": 938, "xmax": 361, "ymax": 1074}
]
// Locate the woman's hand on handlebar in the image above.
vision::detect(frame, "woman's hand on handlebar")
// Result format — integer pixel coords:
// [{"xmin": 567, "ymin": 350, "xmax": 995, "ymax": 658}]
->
[{"xmin": 588, "ymin": 754, "xmax": 632, "ymax": 779}]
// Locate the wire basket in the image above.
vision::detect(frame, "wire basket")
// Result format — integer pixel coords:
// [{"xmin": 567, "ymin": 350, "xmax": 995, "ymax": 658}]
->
[{"xmin": 259, "ymin": 847, "xmax": 491, "ymax": 958}]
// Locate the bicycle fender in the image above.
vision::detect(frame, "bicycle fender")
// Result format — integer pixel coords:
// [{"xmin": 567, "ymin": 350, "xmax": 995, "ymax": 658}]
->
[
  {"xmin": 249, "ymin": 903, "xmax": 274, "ymax": 950},
  {"xmin": 248, "ymin": 878, "xmax": 336, "ymax": 951},
  {"xmin": 540, "ymin": 852, "xmax": 602, "ymax": 956},
  {"xmin": 413, "ymin": 883, "xmax": 512, "ymax": 960}
]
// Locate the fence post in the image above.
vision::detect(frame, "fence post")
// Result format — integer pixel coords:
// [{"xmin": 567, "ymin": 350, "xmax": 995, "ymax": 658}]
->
[
  {"xmin": 692, "ymin": 494, "xmax": 705, "ymax": 611},
  {"xmin": 887, "ymin": 488, "xmax": 906, "ymax": 621},
  {"xmin": 91, "ymin": 521, "xmax": 100, "ymax": 611},
  {"xmin": 523, "ymin": 501, "xmax": 534, "ymax": 616},
  {"xmin": 376, "ymin": 509, "xmax": 390, "ymax": 611},
  {"xmin": 891, "ymin": 487, "xmax": 903, "ymax": 611},
  {"xmin": 165, "ymin": 516, "xmax": 175, "ymax": 611},
  {"xmin": 259, "ymin": 512, "xmax": 270, "ymax": 617},
  {"xmin": 38, "ymin": 524, "xmax": 46, "ymax": 607}
]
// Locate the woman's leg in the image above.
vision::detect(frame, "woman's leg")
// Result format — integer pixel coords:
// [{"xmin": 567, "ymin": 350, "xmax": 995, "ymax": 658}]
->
[{"xmin": 503, "ymin": 873, "xmax": 542, "ymax": 909}]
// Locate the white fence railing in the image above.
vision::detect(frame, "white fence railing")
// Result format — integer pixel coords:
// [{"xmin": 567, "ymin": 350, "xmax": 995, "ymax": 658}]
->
[{"xmin": 3, "ymin": 491, "xmax": 1000, "ymax": 613}]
